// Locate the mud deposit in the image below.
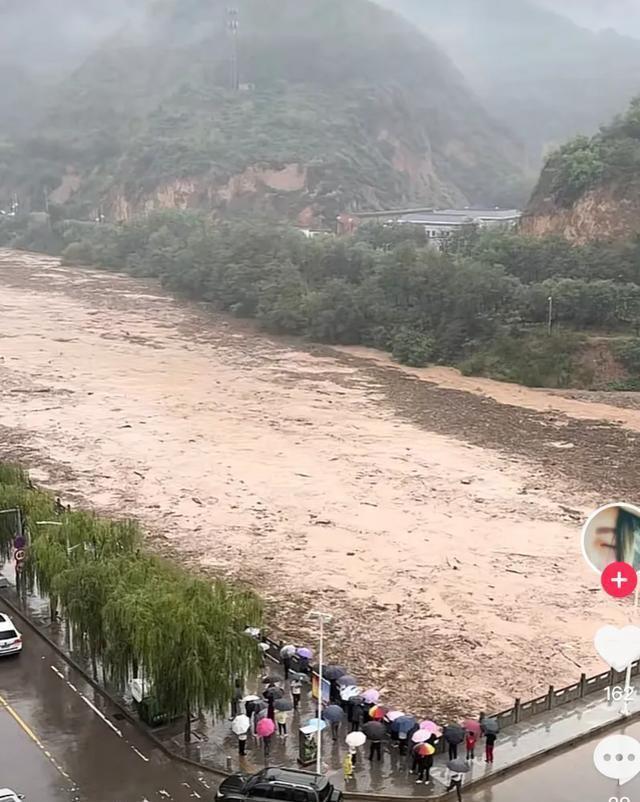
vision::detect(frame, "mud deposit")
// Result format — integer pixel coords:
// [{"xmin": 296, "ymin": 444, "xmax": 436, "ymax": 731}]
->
[{"xmin": 1, "ymin": 248, "xmax": 639, "ymax": 719}]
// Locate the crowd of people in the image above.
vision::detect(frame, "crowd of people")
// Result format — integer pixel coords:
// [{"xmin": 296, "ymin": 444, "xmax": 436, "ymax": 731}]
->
[{"xmin": 230, "ymin": 633, "xmax": 500, "ymax": 797}]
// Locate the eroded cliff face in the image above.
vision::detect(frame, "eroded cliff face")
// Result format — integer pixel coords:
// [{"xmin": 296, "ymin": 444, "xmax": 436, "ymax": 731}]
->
[
  {"xmin": 107, "ymin": 163, "xmax": 311, "ymax": 223},
  {"xmin": 521, "ymin": 185, "xmax": 640, "ymax": 244}
]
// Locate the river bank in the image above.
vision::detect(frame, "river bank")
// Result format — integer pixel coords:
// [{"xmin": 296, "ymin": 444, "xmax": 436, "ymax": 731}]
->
[{"xmin": 0, "ymin": 248, "xmax": 637, "ymax": 719}]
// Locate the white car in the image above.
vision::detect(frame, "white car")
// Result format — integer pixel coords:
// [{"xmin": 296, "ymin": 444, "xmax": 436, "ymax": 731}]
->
[
  {"xmin": 0, "ymin": 790, "xmax": 24, "ymax": 801},
  {"xmin": 0, "ymin": 613, "xmax": 22, "ymax": 656}
]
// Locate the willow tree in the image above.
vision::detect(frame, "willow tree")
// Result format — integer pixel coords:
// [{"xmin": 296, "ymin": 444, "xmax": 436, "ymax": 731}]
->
[
  {"xmin": 142, "ymin": 573, "xmax": 262, "ymax": 742},
  {"xmin": 55, "ymin": 559, "xmax": 118, "ymax": 680}
]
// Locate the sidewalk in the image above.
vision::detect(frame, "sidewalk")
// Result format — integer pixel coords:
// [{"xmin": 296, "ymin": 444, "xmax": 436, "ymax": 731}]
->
[
  {"xmin": 3, "ymin": 577, "xmax": 640, "ymax": 798},
  {"xmin": 164, "ymin": 652, "xmax": 640, "ymax": 798}
]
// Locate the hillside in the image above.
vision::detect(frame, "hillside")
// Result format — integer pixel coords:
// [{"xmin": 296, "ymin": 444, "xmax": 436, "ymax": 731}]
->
[
  {"xmin": 522, "ymin": 97, "xmax": 640, "ymax": 243},
  {"xmin": 0, "ymin": 0, "xmax": 527, "ymax": 225},
  {"xmin": 379, "ymin": 0, "xmax": 640, "ymax": 166}
]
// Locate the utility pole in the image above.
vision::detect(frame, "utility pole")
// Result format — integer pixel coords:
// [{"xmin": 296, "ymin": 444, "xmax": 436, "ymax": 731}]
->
[
  {"xmin": 227, "ymin": 7, "xmax": 239, "ymax": 91},
  {"xmin": 547, "ymin": 295, "xmax": 553, "ymax": 336},
  {"xmin": 308, "ymin": 610, "xmax": 332, "ymax": 775},
  {"xmin": 43, "ymin": 185, "xmax": 50, "ymax": 214}
]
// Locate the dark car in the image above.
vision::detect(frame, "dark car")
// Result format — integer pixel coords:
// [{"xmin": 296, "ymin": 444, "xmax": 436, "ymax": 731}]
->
[{"xmin": 216, "ymin": 768, "xmax": 342, "ymax": 802}]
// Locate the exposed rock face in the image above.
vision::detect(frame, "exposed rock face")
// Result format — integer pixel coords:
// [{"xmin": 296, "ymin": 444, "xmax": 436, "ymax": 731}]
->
[{"xmin": 521, "ymin": 185, "xmax": 640, "ymax": 244}]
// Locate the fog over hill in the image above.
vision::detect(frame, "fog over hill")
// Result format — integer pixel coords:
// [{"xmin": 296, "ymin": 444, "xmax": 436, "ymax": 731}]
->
[{"xmin": 380, "ymin": 0, "xmax": 640, "ymax": 164}]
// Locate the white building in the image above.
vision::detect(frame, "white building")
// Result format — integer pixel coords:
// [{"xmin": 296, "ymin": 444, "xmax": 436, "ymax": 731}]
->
[{"xmin": 393, "ymin": 208, "xmax": 521, "ymax": 248}]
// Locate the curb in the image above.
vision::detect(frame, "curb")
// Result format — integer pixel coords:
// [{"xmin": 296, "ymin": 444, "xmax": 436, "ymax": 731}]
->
[
  {"xmin": 3, "ymin": 589, "xmax": 639, "ymax": 799},
  {"xmin": 0, "ymin": 589, "xmax": 228, "ymax": 781}
]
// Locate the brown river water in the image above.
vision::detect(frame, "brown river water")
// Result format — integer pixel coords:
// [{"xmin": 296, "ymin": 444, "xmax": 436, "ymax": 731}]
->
[{"xmin": 1, "ymin": 248, "xmax": 639, "ymax": 720}]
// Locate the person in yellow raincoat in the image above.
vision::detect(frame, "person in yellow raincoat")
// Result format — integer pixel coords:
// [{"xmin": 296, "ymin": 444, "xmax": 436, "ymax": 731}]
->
[{"xmin": 343, "ymin": 753, "xmax": 354, "ymax": 780}]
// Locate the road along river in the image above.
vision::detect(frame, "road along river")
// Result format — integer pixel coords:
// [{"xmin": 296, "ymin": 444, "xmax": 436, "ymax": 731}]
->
[{"xmin": 0, "ymin": 248, "xmax": 639, "ymax": 720}]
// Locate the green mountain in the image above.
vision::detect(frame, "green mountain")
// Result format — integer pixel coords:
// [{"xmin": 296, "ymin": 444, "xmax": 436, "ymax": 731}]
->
[
  {"xmin": 522, "ymin": 97, "xmax": 640, "ymax": 243},
  {"xmin": 0, "ymin": 0, "xmax": 528, "ymax": 225},
  {"xmin": 379, "ymin": 0, "xmax": 640, "ymax": 165}
]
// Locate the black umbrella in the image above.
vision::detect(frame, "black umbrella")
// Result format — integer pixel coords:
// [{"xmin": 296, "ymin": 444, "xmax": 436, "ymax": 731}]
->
[
  {"xmin": 323, "ymin": 705, "xmax": 344, "ymax": 723},
  {"xmin": 274, "ymin": 699, "xmax": 293, "ymax": 712},
  {"xmin": 447, "ymin": 758, "xmax": 471, "ymax": 773},
  {"xmin": 483, "ymin": 717, "xmax": 499, "ymax": 735},
  {"xmin": 263, "ymin": 687, "xmax": 284, "ymax": 700},
  {"xmin": 262, "ymin": 675, "xmax": 280, "ymax": 684},
  {"xmin": 349, "ymin": 695, "xmax": 364, "ymax": 706},
  {"xmin": 321, "ymin": 665, "xmax": 347, "ymax": 681},
  {"xmin": 444, "ymin": 725, "xmax": 465, "ymax": 745},
  {"xmin": 362, "ymin": 721, "xmax": 386, "ymax": 740}
]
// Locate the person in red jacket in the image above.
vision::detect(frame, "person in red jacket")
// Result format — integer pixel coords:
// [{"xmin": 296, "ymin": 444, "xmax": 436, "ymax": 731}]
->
[{"xmin": 465, "ymin": 730, "xmax": 477, "ymax": 761}]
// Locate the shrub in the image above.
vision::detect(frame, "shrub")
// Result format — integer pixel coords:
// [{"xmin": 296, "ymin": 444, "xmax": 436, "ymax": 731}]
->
[{"xmin": 391, "ymin": 327, "xmax": 435, "ymax": 367}]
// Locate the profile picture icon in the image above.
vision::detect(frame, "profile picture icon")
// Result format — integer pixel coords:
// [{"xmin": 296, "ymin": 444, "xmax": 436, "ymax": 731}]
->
[{"xmin": 582, "ymin": 503, "xmax": 640, "ymax": 573}]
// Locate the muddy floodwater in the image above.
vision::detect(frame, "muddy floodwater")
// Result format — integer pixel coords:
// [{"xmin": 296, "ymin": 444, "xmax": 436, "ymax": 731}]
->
[{"xmin": 1, "ymin": 248, "xmax": 639, "ymax": 719}]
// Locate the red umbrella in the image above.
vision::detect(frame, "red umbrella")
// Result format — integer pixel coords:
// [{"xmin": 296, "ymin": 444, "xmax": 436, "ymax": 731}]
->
[
  {"xmin": 463, "ymin": 719, "xmax": 481, "ymax": 735},
  {"xmin": 369, "ymin": 705, "xmax": 387, "ymax": 721},
  {"xmin": 414, "ymin": 742, "xmax": 436, "ymax": 757}
]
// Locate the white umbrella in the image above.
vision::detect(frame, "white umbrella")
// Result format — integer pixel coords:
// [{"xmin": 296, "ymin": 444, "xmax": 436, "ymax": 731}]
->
[
  {"xmin": 346, "ymin": 731, "xmax": 366, "ymax": 748},
  {"xmin": 241, "ymin": 694, "xmax": 260, "ymax": 703},
  {"xmin": 340, "ymin": 685, "xmax": 361, "ymax": 701},
  {"xmin": 232, "ymin": 715, "xmax": 251, "ymax": 735},
  {"xmin": 244, "ymin": 627, "xmax": 261, "ymax": 638},
  {"xmin": 280, "ymin": 644, "xmax": 296, "ymax": 658},
  {"xmin": 258, "ymin": 642, "xmax": 270, "ymax": 653}
]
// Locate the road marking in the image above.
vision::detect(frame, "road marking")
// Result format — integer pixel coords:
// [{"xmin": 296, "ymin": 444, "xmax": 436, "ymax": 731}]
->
[
  {"xmin": 50, "ymin": 665, "xmax": 123, "ymax": 737},
  {"xmin": 198, "ymin": 778, "xmax": 211, "ymax": 789},
  {"xmin": 132, "ymin": 745, "xmax": 150, "ymax": 762},
  {"xmin": 0, "ymin": 691, "xmax": 74, "ymax": 784}
]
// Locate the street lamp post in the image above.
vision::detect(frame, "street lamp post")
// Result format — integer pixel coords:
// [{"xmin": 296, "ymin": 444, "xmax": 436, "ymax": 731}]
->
[
  {"xmin": 547, "ymin": 295, "xmax": 553, "ymax": 335},
  {"xmin": 308, "ymin": 610, "xmax": 332, "ymax": 775}
]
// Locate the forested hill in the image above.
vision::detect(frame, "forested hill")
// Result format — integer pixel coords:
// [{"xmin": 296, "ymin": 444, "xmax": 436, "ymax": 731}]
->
[
  {"xmin": 522, "ymin": 98, "xmax": 640, "ymax": 243},
  {"xmin": 379, "ymin": 0, "xmax": 640, "ymax": 166},
  {"xmin": 0, "ymin": 0, "xmax": 527, "ymax": 226}
]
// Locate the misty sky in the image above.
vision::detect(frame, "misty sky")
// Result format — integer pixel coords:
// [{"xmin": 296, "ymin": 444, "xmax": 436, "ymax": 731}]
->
[{"xmin": 537, "ymin": 0, "xmax": 640, "ymax": 37}]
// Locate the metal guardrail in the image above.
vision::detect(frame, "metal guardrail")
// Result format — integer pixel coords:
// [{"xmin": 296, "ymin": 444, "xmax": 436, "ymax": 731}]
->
[{"xmin": 263, "ymin": 634, "xmax": 639, "ymax": 752}]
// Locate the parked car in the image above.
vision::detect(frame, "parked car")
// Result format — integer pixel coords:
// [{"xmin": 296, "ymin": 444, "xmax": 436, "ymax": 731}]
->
[
  {"xmin": 0, "ymin": 789, "xmax": 25, "ymax": 801},
  {"xmin": 216, "ymin": 768, "xmax": 342, "ymax": 802},
  {"xmin": 0, "ymin": 613, "xmax": 22, "ymax": 656}
]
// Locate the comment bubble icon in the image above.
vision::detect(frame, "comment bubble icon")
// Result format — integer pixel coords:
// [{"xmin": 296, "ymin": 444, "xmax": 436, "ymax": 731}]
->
[{"xmin": 594, "ymin": 735, "xmax": 640, "ymax": 786}]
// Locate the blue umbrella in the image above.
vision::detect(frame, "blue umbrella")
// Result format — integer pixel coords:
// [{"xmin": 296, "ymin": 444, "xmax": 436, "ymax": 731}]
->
[
  {"xmin": 307, "ymin": 718, "xmax": 327, "ymax": 731},
  {"xmin": 323, "ymin": 705, "xmax": 345, "ymax": 723},
  {"xmin": 392, "ymin": 715, "xmax": 417, "ymax": 734}
]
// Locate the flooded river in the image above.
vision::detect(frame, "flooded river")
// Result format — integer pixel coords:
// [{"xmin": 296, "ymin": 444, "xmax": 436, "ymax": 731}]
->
[{"xmin": 1, "ymin": 248, "xmax": 638, "ymax": 719}]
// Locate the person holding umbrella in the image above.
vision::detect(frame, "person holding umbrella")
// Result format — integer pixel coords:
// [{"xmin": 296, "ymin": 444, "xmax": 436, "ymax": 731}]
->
[
  {"xmin": 485, "ymin": 731, "xmax": 497, "ymax": 763},
  {"xmin": 415, "ymin": 743, "xmax": 435, "ymax": 784},
  {"xmin": 346, "ymin": 731, "xmax": 365, "ymax": 767},
  {"xmin": 465, "ymin": 729, "xmax": 477, "ymax": 761},
  {"xmin": 447, "ymin": 759, "xmax": 471, "ymax": 801},
  {"xmin": 290, "ymin": 676, "xmax": 302, "ymax": 710},
  {"xmin": 362, "ymin": 720, "xmax": 385, "ymax": 762},
  {"xmin": 444, "ymin": 724, "xmax": 464, "ymax": 760},
  {"xmin": 275, "ymin": 698, "xmax": 292, "ymax": 737},
  {"xmin": 351, "ymin": 700, "xmax": 364, "ymax": 732},
  {"xmin": 232, "ymin": 714, "xmax": 251, "ymax": 756}
]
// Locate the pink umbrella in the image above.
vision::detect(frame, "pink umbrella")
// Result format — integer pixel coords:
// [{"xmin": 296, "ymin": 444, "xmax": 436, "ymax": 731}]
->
[
  {"xmin": 386, "ymin": 711, "xmax": 405, "ymax": 722},
  {"xmin": 363, "ymin": 689, "xmax": 380, "ymax": 704},
  {"xmin": 463, "ymin": 719, "xmax": 482, "ymax": 736},
  {"xmin": 420, "ymin": 720, "xmax": 442, "ymax": 736},
  {"xmin": 411, "ymin": 729, "xmax": 431, "ymax": 743},
  {"xmin": 256, "ymin": 717, "xmax": 275, "ymax": 737}
]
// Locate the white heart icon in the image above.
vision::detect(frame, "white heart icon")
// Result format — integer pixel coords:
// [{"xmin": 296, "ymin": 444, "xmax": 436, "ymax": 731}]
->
[{"xmin": 594, "ymin": 625, "xmax": 640, "ymax": 673}]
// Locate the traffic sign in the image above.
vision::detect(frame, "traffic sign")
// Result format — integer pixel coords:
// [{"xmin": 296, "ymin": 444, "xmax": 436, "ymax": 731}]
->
[
  {"xmin": 13, "ymin": 536, "xmax": 25, "ymax": 550},
  {"xmin": 13, "ymin": 549, "xmax": 25, "ymax": 563}
]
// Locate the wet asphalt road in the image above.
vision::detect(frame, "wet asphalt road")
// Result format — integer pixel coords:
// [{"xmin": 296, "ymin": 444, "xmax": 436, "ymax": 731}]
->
[
  {"xmin": 2, "ymin": 596, "xmax": 640, "ymax": 801},
  {"xmin": 0, "ymin": 601, "xmax": 218, "ymax": 802}
]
